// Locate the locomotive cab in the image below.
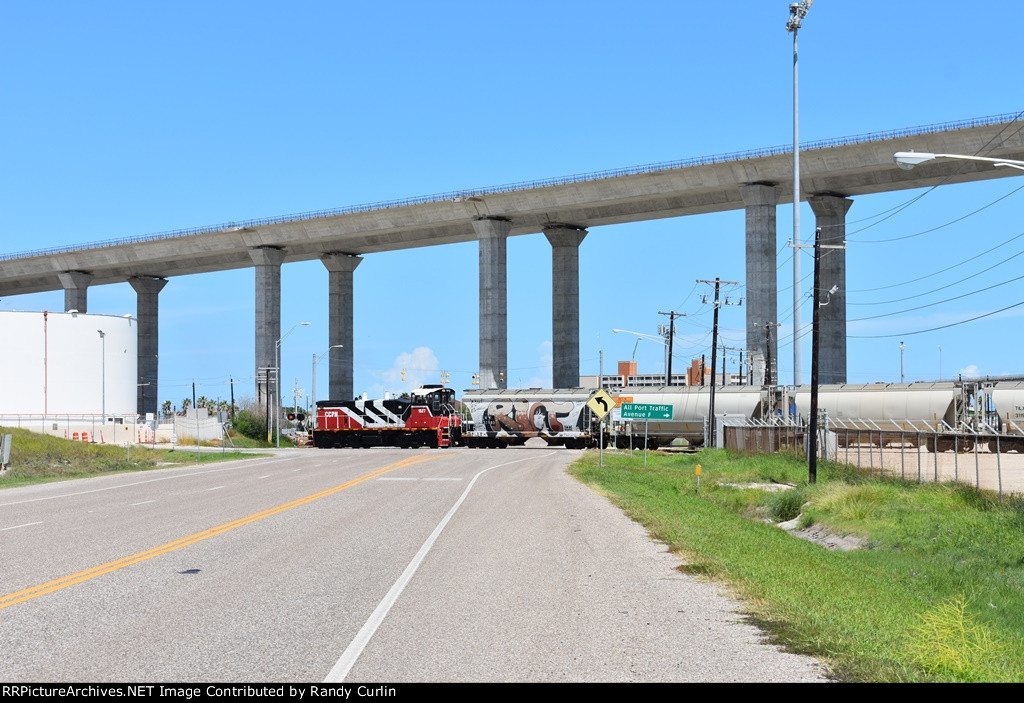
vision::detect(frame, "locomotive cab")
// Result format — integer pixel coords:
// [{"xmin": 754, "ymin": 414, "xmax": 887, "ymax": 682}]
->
[{"xmin": 410, "ymin": 385, "xmax": 456, "ymax": 416}]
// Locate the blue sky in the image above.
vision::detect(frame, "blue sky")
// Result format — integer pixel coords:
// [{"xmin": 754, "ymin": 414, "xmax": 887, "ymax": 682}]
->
[{"xmin": 2, "ymin": 1, "xmax": 1022, "ymax": 409}]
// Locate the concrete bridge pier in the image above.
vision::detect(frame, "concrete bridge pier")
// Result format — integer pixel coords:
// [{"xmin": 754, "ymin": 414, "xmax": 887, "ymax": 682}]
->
[
  {"xmin": 740, "ymin": 183, "xmax": 780, "ymax": 386},
  {"xmin": 808, "ymin": 194, "xmax": 853, "ymax": 384},
  {"xmin": 473, "ymin": 217, "xmax": 510, "ymax": 390},
  {"xmin": 544, "ymin": 225, "xmax": 587, "ymax": 389},
  {"xmin": 321, "ymin": 252, "xmax": 362, "ymax": 401},
  {"xmin": 249, "ymin": 247, "xmax": 287, "ymax": 404},
  {"xmin": 58, "ymin": 271, "xmax": 92, "ymax": 313},
  {"xmin": 129, "ymin": 276, "xmax": 168, "ymax": 418}
]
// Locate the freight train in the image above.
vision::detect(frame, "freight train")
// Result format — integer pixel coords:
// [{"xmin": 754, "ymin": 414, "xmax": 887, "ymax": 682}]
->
[
  {"xmin": 311, "ymin": 380, "xmax": 1024, "ymax": 452},
  {"xmin": 313, "ymin": 385, "xmax": 461, "ymax": 448}
]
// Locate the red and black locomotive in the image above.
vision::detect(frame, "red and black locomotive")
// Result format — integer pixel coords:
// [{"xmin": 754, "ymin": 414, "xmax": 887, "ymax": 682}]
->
[{"xmin": 313, "ymin": 385, "xmax": 461, "ymax": 448}]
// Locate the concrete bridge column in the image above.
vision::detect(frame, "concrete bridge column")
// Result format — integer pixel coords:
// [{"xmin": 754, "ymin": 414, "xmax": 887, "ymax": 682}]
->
[
  {"xmin": 249, "ymin": 247, "xmax": 286, "ymax": 403},
  {"xmin": 808, "ymin": 194, "xmax": 853, "ymax": 385},
  {"xmin": 740, "ymin": 183, "xmax": 780, "ymax": 386},
  {"xmin": 129, "ymin": 276, "xmax": 168, "ymax": 418},
  {"xmin": 58, "ymin": 271, "xmax": 92, "ymax": 313},
  {"xmin": 544, "ymin": 225, "xmax": 587, "ymax": 389},
  {"xmin": 473, "ymin": 217, "xmax": 511, "ymax": 390},
  {"xmin": 321, "ymin": 252, "xmax": 362, "ymax": 401}
]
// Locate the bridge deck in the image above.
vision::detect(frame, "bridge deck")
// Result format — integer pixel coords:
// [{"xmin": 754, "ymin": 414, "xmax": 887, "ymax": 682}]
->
[{"xmin": 2, "ymin": 114, "xmax": 1022, "ymax": 296}]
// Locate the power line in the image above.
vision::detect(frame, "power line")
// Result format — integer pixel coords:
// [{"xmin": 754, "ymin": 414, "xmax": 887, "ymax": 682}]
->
[
  {"xmin": 850, "ymin": 228, "xmax": 1024, "ymax": 293},
  {"xmin": 849, "ymin": 245, "xmax": 1024, "ymax": 306},
  {"xmin": 849, "ymin": 300, "xmax": 1024, "ymax": 339},
  {"xmin": 849, "ymin": 271, "xmax": 1024, "ymax": 322},
  {"xmin": 848, "ymin": 180, "xmax": 1024, "ymax": 244}
]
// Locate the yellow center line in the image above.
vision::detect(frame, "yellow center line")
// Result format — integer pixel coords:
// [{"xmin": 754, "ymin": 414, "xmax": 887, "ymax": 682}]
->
[{"xmin": 0, "ymin": 452, "xmax": 446, "ymax": 610}]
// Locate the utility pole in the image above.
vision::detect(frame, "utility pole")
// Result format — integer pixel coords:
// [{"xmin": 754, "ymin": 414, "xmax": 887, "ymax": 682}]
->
[
  {"xmin": 722, "ymin": 345, "xmax": 752, "ymax": 386},
  {"xmin": 657, "ymin": 310, "xmax": 684, "ymax": 385},
  {"xmin": 698, "ymin": 278, "xmax": 741, "ymax": 446},
  {"xmin": 760, "ymin": 322, "xmax": 782, "ymax": 388},
  {"xmin": 808, "ymin": 227, "xmax": 845, "ymax": 484}
]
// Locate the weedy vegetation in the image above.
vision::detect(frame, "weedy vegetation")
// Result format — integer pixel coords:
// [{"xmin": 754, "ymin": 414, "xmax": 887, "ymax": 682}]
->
[
  {"xmin": 570, "ymin": 448, "xmax": 1024, "ymax": 682},
  {"xmin": 0, "ymin": 426, "xmax": 266, "ymax": 488}
]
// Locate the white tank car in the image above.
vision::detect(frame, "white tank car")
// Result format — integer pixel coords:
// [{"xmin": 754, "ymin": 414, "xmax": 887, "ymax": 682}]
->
[
  {"xmin": 460, "ymin": 388, "xmax": 598, "ymax": 448},
  {"xmin": 988, "ymin": 381, "xmax": 1024, "ymax": 429},
  {"xmin": 985, "ymin": 381, "xmax": 1024, "ymax": 452},
  {"xmin": 612, "ymin": 386, "xmax": 765, "ymax": 447},
  {"xmin": 792, "ymin": 382, "xmax": 962, "ymax": 432}
]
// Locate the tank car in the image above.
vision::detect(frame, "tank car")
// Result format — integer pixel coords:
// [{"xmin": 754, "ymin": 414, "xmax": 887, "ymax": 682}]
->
[{"xmin": 459, "ymin": 387, "xmax": 599, "ymax": 448}]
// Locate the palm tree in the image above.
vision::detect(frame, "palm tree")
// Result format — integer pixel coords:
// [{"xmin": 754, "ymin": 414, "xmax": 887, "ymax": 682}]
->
[
  {"xmin": 161, "ymin": 400, "xmax": 173, "ymax": 418},
  {"xmin": 181, "ymin": 398, "xmax": 192, "ymax": 413}
]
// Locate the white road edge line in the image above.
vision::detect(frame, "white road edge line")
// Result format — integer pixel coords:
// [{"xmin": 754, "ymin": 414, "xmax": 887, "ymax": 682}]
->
[
  {"xmin": 324, "ymin": 451, "xmax": 554, "ymax": 683},
  {"xmin": 130, "ymin": 500, "xmax": 156, "ymax": 506},
  {"xmin": 1, "ymin": 522, "xmax": 43, "ymax": 532},
  {"xmin": 0, "ymin": 456, "xmax": 292, "ymax": 507},
  {"xmin": 377, "ymin": 477, "xmax": 418, "ymax": 481}
]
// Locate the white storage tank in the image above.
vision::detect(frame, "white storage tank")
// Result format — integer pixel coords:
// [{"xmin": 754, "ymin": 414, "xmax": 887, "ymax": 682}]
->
[{"xmin": 0, "ymin": 310, "xmax": 138, "ymax": 416}]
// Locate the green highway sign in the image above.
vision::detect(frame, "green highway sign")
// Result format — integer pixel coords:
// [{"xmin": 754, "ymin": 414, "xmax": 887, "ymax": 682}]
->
[{"xmin": 620, "ymin": 403, "xmax": 673, "ymax": 420}]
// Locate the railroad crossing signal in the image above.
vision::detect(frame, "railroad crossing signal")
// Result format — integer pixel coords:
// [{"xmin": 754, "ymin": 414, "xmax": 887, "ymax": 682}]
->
[{"xmin": 587, "ymin": 389, "xmax": 615, "ymax": 420}]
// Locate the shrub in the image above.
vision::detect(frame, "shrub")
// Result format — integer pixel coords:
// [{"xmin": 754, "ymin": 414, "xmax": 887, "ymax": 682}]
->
[
  {"xmin": 766, "ymin": 487, "xmax": 805, "ymax": 522},
  {"xmin": 232, "ymin": 410, "xmax": 266, "ymax": 441}
]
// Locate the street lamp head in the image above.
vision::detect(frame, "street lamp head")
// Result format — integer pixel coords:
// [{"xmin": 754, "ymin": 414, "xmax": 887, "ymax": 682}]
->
[
  {"xmin": 893, "ymin": 151, "xmax": 937, "ymax": 170},
  {"xmin": 97, "ymin": 329, "xmax": 105, "ymax": 338},
  {"xmin": 895, "ymin": 151, "xmax": 1024, "ymax": 172}
]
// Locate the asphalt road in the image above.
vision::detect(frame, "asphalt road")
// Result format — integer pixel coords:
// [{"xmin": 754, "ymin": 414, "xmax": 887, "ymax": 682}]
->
[{"xmin": 0, "ymin": 446, "xmax": 827, "ymax": 682}]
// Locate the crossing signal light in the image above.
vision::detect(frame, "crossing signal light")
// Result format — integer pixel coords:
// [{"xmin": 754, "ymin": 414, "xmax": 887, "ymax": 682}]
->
[{"xmin": 287, "ymin": 413, "xmax": 306, "ymax": 422}]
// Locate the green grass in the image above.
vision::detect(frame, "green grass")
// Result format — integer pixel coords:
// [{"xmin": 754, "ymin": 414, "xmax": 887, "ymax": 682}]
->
[
  {"xmin": 571, "ymin": 448, "xmax": 1024, "ymax": 682},
  {"xmin": 0, "ymin": 427, "xmax": 268, "ymax": 488}
]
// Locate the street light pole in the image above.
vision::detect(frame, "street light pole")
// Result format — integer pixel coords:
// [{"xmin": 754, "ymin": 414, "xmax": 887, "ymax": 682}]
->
[
  {"xmin": 787, "ymin": 0, "xmax": 813, "ymax": 387},
  {"xmin": 312, "ymin": 344, "xmax": 343, "ymax": 430},
  {"xmin": 893, "ymin": 149, "xmax": 1024, "ymax": 388},
  {"xmin": 97, "ymin": 330, "xmax": 106, "ymax": 424},
  {"xmin": 900, "ymin": 341, "xmax": 906, "ymax": 384},
  {"xmin": 275, "ymin": 321, "xmax": 310, "ymax": 448}
]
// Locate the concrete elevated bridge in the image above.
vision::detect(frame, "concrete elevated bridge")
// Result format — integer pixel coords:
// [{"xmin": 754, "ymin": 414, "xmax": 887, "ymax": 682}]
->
[{"xmin": 2, "ymin": 113, "xmax": 1022, "ymax": 416}]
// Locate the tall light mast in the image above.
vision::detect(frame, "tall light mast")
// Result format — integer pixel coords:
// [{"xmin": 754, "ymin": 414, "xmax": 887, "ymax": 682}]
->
[{"xmin": 786, "ymin": 0, "xmax": 813, "ymax": 386}]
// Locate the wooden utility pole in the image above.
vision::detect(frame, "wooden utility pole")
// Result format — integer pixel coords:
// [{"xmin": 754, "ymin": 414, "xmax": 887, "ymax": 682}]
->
[
  {"xmin": 657, "ymin": 310, "xmax": 683, "ymax": 385},
  {"xmin": 698, "ymin": 278, "xmax": 741, "ymax": 446}
]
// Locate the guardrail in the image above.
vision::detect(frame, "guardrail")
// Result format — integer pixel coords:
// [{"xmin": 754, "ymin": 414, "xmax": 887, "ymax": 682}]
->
[{"xmin": 2, "ymin": 111, "xmax": 1019, "ymax": 262}]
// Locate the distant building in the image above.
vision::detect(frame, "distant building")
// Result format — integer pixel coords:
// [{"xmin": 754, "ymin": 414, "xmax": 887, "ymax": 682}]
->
[{"xmin": 581, "ymin": 359, "xmax": 745, "ymax": 388}]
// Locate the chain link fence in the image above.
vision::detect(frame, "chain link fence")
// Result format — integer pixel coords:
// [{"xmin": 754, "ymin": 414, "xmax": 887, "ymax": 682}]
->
[{"xmin": 724, "ymin": 418, "xmax": 1024, "ymax": 500}]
